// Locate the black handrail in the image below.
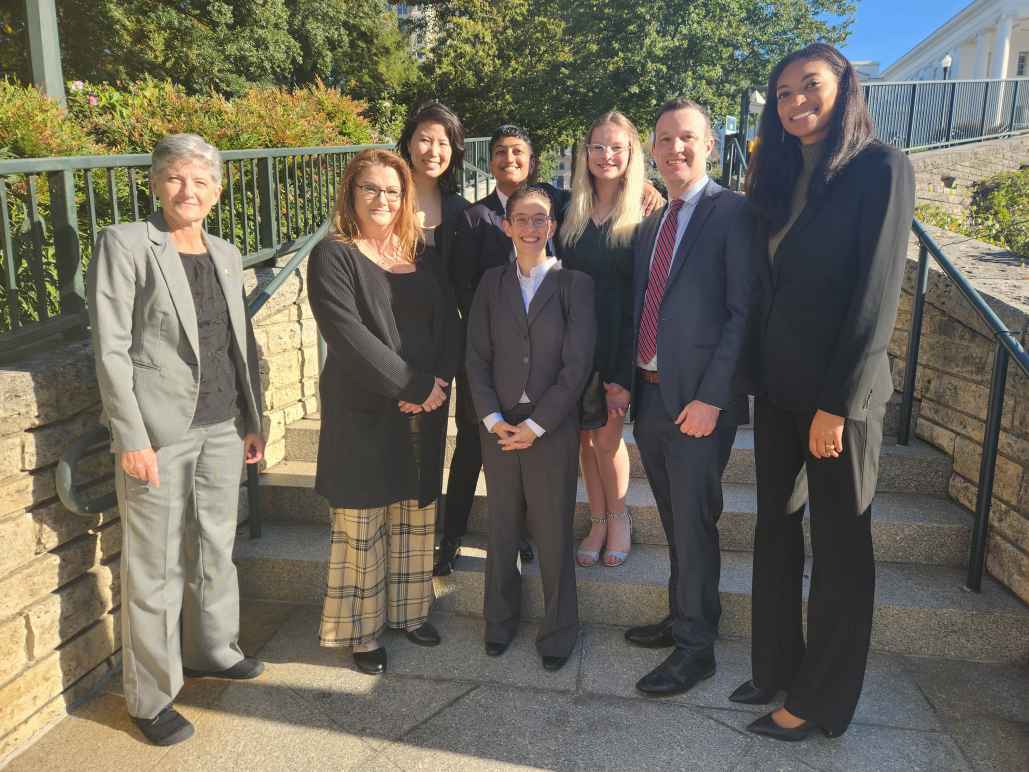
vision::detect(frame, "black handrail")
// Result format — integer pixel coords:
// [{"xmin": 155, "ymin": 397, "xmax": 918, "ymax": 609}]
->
[{"xmin": 898, "ymin": 220, "xmax": 1029, "ymax": 593}]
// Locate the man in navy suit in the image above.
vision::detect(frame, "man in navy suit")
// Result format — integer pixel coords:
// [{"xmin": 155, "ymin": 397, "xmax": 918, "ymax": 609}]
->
[{"xmin": 625, "ymin": 98, "xmax": 754, "ymax": 697}]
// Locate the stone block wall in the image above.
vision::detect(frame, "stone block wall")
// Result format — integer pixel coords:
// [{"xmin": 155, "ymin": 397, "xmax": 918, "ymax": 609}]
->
[
  {"xmin": 911, "ymin": 134, "xmax": 1029, "ymax": 216},
  {"xmin": 890, "ymin": 225, "xmax": 1029, "ymax": 603},
  {"xmin": 0, "ymin": 255, "xmax": 316, "ymax": 761}
]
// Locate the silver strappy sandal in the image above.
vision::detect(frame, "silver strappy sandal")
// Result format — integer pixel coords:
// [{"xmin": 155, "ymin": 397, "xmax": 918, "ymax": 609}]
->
[{"xmin": 576, "ymin": 514, "xmax": 607, "ymax": 567}]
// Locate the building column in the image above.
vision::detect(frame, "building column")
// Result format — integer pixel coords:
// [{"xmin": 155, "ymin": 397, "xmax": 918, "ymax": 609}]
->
[
  {"xmin": 25, "ymin": 0, "xmax": 66, "ymax": 106},
  {"xmin": 991, "ymin": 14, "xmax": 1014, "ymax": 79},
  {"xmin": 948, "ymin": 48, "xmax": 961, "ymax": 80},
  {"xmin": 974, "ymin": 29, "xmax": 990, "ymax": 79}
]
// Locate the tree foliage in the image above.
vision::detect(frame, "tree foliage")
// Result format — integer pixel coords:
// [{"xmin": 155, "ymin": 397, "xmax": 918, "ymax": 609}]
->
[{"xmin": 420, "ymin": 0, "xmax": 854, "ymax": 148}]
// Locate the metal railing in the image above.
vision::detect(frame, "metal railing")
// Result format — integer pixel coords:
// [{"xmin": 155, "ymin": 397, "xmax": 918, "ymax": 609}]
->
[
  {"xmin": 897, "ymin": 220, "xmax": 1029, "ymax": 593},
  {"xmin": 719, "ymin": 134, "xmax": 749, "ymax": 190}
]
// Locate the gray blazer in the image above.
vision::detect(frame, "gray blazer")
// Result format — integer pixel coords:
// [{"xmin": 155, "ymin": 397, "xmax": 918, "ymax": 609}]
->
[
  {"xmin": 86, "ymin": 212, "xmax": 262, "ymax": 452},
  {"xmin": 465, "ymin": 262, "xmax": 595, "ymax": 433}
]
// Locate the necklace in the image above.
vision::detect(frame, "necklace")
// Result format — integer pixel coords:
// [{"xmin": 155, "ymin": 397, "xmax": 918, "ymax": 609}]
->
[{"xmin": 359, "ymin": 235, "xmax": 402, "ymax": 268}]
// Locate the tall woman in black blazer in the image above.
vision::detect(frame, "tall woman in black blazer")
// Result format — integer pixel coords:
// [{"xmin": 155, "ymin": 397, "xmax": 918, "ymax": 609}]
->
[{"xmin": 730, "ymin": 44, "xmax": 915, "ymax": 740}]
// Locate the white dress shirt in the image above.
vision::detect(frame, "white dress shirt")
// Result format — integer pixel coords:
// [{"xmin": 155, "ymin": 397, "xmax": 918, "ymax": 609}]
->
[
  {"xmin": 482, "ymin": 256, "xmax": 559, "ymax": 438},
  {"xmin": 638, "ymin": 175, "xmax": 709, "ymax": 371}
]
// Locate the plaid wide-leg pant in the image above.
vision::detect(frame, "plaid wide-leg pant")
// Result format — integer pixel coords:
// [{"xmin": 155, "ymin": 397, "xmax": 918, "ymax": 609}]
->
[{"xmin": 319, "ymin": 498, "xmax": 436, "ymax": 648}]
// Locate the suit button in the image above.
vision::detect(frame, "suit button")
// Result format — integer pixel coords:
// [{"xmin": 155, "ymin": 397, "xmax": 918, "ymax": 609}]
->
[{"xmin": 522, "ymin": 356, "xmax": 529, "ymax": 364}]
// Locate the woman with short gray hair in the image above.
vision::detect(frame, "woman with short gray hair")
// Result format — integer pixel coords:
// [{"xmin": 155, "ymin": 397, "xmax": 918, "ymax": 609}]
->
[{"xmin": 86, "ymin": 133, "xmax": 267, "ymax": 747}]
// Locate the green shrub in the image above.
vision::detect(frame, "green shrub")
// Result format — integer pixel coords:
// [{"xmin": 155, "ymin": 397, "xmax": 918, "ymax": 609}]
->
[{"xmin": 0, "ymin": 79, "xmax": 99, "ymax": 159}]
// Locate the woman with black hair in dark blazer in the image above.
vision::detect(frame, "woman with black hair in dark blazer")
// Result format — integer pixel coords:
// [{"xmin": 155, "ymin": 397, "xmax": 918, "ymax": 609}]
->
[{"xmin": 729, "ymin": 43, "xmax": 915, "ymax": 740}]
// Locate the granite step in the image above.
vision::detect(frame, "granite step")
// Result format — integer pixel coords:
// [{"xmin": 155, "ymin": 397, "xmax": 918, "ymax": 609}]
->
[
  {"xmin": 283, "ymin": 414, "xmax": 950, "ymax": 495},
  {"xmin": 233, "ymin": 524, "xmax": 1029, "ymax": 663},
  {"xmin": 258, "ymin": 461, "xmax": 971, "ymax": 567}
]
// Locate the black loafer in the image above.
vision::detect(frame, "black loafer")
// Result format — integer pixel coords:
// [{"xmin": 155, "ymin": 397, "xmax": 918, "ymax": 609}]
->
[
  {"xmin": 519, "ymin": 540, "xmax": 535, "ymax": 564},
  {"xmin": 405, "ymin": 622, "xmax": 441, "ymax": 647},
  {"xmin": 485, "ymin": 640, "xmax": 510, "ymax": 657},
  {"xmin": 625, "ymin": 616, "xmax": 675, "ymax": 649},
  {"xmin": 747, "ymin": 712, "xmax": 826, "ymax": 742},
  {"xmin": 729, "ymin": 679, "xmax": 778, "ymax": 705},
  {"xmin": 183, "ymin": 657, "xmax": 265, "ymax": 680},
  {"xmin": 636, "ymin": 649, "xmax": 716, "ymax": 697},
  {"xmin": 353, "ymin": 647, "xmax": 387, "ymax": 674},
  {"xmin": 541, "ymin": 655, "xmax": 569, "ymax": 672},
  {"xmin": 133, "ymin": 705, "xmax": 195, "ymax": 746},
  {"xmin": 433, "ymin": 538, "xmax": 462, "ymax": 576}
]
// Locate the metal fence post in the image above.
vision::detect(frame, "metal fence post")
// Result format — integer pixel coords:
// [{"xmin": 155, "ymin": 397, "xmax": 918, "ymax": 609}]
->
[
  {"xmin": 978, "ymin": 81, "xmax": 991, "ymax": 136},
  {"xmin": 257, "ymin": 156, "xmax": 278, "ymax": 251},
  {"xmin": 1008, "ymin": 80, "xmax": 1020, "ymax": 135},
  {"xmin": 898, "ymin": 242, "xmax": 930, "ymax": 446},
  {"xmin": 905, "ymin": 83, "xmax": 919, "ymax": 149},
  {"xmin": 48, "ymin": 170, "xmax": 86, "ymax": 317},
  {"xmin": 965, "ymin": 343, "xmax": 1009, "ymax": 592},
  {"xmin": 944, "ymin": 82, "xmax": 957, "ymax": 146}
]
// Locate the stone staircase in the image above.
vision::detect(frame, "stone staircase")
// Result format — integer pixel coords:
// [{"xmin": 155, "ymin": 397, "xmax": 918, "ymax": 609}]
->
[{"xmin": 236, "ymin": 404, "xmax": 1029, "ymax": 664}]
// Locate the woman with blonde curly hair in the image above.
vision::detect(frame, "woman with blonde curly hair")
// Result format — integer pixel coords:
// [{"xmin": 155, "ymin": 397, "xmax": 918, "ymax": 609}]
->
[
  {"xmin": 307, "ymin": 148, "xmax": 461, "ymax": 674},
  {"xmin": 558, "ymin": 111, "xmax": 646, "ymax": 568}
]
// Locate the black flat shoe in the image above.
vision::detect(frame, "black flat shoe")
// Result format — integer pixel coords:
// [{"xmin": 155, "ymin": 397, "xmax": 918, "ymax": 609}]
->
[
  {"xmin": 183, "ymin": 657, "xmax": 265, "ymax": 680},
  {"xmin": 729, "ymin": 679, "xmax": 778, "ymax": 705},
  {"xmin": 625, "ymin": 616, "xmax": 675, "ymax": 649},
  {"xmin": 433, "ymin": 538, "xmax": 462, "ymax": 576},
  {"xmin": 405, "ymin": 622, "xmax": 441, "ymax": 647},
  {"xmin": 353, "ymin": 647, "xmax": 387, "ymax": 674},
  {"xmin": 636, "ymin": 649, "xmax": 715, "ymax": 696},
  {"xmin": 519, "ymin": 540, "xmax": 535, "ymax": 564},
  {"xmin": 133, "ymin": 705, "xmax": 194, "ymax": 746},
  {"xmin": 485, "ymin": 640, "xmax": 510, "ymax": 657},
  {"xmin": 747, "ymin": 712, "xmax": 826, "ymax": 742},
  {"xmin": 541, "ymin": 655, "xmax": 570, "ymax": 672}
]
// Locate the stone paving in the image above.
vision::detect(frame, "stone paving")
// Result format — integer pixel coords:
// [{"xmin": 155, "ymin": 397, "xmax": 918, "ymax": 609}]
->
[{"xmin": 5, "ymin": 600, "xmax": 1027, "ymax": 772}]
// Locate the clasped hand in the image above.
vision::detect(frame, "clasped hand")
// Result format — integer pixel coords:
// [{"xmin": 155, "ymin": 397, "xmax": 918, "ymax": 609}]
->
[
  {"xmin": 399, "ymin": 377, "xmax": 449, "ymax": 414},
  {"xmin": 492, "ymin": 420, "xmax": 537, "ymax": 451},
  {"xmin": 605, "ymin": 382, "xmax": 630, "ymax": 416}
]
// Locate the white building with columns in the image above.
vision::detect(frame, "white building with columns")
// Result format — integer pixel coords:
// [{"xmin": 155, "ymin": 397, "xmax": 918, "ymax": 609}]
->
[{"xmin": 882, "ymin": 0, "xmax": 1029, "ymax": 81}]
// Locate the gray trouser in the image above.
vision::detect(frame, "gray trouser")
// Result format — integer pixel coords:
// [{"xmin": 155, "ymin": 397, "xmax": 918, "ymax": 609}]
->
[{"xmin": 115, "ymin": 418, "xmax": 245, "ymax": 719}]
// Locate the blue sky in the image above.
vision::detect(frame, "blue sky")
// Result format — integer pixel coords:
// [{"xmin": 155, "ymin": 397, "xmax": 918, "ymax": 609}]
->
[{"xmin": 839, "ymin": 0, "xmax": 972, "ymax": 70}]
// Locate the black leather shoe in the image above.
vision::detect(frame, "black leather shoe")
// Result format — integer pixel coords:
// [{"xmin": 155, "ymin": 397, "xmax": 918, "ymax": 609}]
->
[
  {"xmin": 352, "ymin": 647, "xmax": 387, "ymax": 674},
  {"xmin": 541, "ymin": 655, "xmax": 570, "ymax": 672},
  {"xmin": 635, "ymin": 649, "xmax": 716, "ymax": 696},
  {"xmin": 133, "ymin": 705, "xmax": 195, "ymax": 746},
  {"xmin": 484, "ymin": 640, "xmax": 509, "ymax": 657},
  {"xmin": 747, "ymin": 712, "xmax": 826, "ymax": 742},
  {"xmin": 624, "ymin": 616, "xmax": 675, "ymax": 649},
  {"xmin": 519, "ymin": 540, "xmax": 535, "ymax": 564},
  {"xmin": 405, "ymin": 622, "xmax": 441, "ymax": 647},
  {"xmin": 729, "ymin": 679, "xmax": 778, "ymax": 705},
  {"xmin": 433, "ymin": 538, "xmax": 461, "ymax": 576},
  {"xmin": 184, "ymin": 657, "xmax": 265, "ymax": 680}
]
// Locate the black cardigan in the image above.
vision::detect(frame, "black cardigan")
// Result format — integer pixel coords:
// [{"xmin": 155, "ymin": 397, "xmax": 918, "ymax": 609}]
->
[
  {"xmin": 752, "ymin": 142, "xmax": 916, "ymax": 419},
  {"xmin": 307, "ymin": 239, "xmax": 462, "ymax": 508}
]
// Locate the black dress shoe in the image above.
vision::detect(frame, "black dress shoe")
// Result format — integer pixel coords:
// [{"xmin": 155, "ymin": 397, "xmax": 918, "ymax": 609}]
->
[
  {"xmin": 729, "ymin": 679, "xmax": 778, "ymax": 705},
  {"xmin": 484, "ymin": 640, "xmax": 509, "ymax": 657},
  {"xmin": 133, "ymin": 705, "xmax": 195, "ymax": 746},
  {"xmin": 624, "ymin": 616, "xmax": 675, "ymax": 649},
  {"xmin": 405, "ymin": 622, "xmax": 441, "ymax": 647},
  {"xmin": 352, "ymin": 647, "xmax": 387, "ymax": 674},
  {"xmin": 433, "ymin": 538, "xmax": 461, "ymax": 576},
  {"xmin": 636, "ymin": 649, "xmax": 716, "ymax": 696},
  {"xmin": 747, "ymin": 712, "xmax": 826, "ymax": 742},
  {"xmin": 519, "ymin": 540, "xmax": 535, "ymax": 564},
  {"xmin": 541, "ymin": 655, "xmax": 570, "ymax": 672},
  {"xmin": 183, "ymin": 657, "xmax": 265, "ymax": 680}
]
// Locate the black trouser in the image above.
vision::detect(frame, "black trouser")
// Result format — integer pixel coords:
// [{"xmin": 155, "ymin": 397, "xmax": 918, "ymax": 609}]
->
[
  {"xmin": 443, "ymin": 372, "xmax": 483, "ymax": 543},
  {"xmin": 480, "ymin": 407, "xmax": 579, "ymax": 657},
  {"xmin": 633, "ymin": 380, "xmax": 737, "ymax": 656},
  {"xmin": 751, "ymin": 396, "xmax": 883, "ymax": 737}
]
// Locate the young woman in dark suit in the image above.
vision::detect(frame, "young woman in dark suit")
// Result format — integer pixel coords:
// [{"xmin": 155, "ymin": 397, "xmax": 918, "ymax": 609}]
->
[
  {"xmin": 730, "ymin": 44, "xmax": 915, "ymax": 740},
  {"xmin": 308, "ymin": 149, "xmax": 462, "ymax": 675}
]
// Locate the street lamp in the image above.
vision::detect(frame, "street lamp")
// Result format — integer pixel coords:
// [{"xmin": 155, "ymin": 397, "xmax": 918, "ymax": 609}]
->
[{"xmin": 941, "ymin": 53, "xmax": 953, "ymax": 81}]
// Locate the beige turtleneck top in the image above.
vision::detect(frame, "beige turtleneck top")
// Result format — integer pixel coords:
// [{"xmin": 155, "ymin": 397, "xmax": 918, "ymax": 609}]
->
[{"xmin": 768, "ymin": 140, "xmax": 826, "ymax": 261}]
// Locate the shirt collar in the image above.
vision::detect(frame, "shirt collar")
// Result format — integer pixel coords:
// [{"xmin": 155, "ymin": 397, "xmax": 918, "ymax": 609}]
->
[
  {"xmin": 516, "ymin": 256, "xmax": 558, "ymax": 280},
  {"xmin": 496, "ymin": 189, "xmax": 509, "ymax": 212},
  {"xmin": 675, "ymin": 174, "xmax": 710, "ymax": 208}
]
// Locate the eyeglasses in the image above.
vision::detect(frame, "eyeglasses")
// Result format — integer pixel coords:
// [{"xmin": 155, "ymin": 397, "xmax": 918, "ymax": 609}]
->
[
  {"xmin": 508, "ymin": 214, "xmax": 552, "ymax": 228},
  {"xmin": 586, "ymin": 143, "xmax": 630, "ymax": 157},
  {"xmin": 357, "ymin": 183, "xmax": 402, "ymax": 202}
]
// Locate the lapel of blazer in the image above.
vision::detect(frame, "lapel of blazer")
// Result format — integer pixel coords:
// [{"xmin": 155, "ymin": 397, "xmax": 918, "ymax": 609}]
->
[
  {"xmin": 147, "ymin": 212, "xmax": 200, "ymax": 358},
  {"xmin": 500, "ymin": 263, "xmax": 529, "ymax": 334},
  {"xmin": 633, "ymin": 211, "xmax": 662, "ymax": 321},
  {"xmin": 482, "ymin": 191, "xmax": 515, "ymax": 263},
  {"xmin": 663, "ymin": 180, "xmax": 720, "ymax": 296},
  {"xmin": 771, "ymin": 177, "xmax": 831, "ymax": 287},
  {"xmin": 205, "ymin": 235, "xmax": 245, "ymax": 358},
  {"xmin": 526, "ymin": 263, "xmax": 560, "ymax": 328}
]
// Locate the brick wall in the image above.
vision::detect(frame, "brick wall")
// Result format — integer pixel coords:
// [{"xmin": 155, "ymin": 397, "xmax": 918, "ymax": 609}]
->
[
  {"xmin": 911, "ymin": 134, "xmax": 1029, "ymax": 216},
  {"xmin": 890, "ymin": 225, "xmax": 1029, "ymax": 602},
  {"xmin": 0, "ymin": 256, "xmax": 316, "ymax": 761}
]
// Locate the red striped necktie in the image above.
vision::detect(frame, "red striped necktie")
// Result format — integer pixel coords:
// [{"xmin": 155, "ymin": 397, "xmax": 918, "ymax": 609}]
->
[{"xmin": 637, "ymin": 198, "xmax": 685, "ymax": 366}]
